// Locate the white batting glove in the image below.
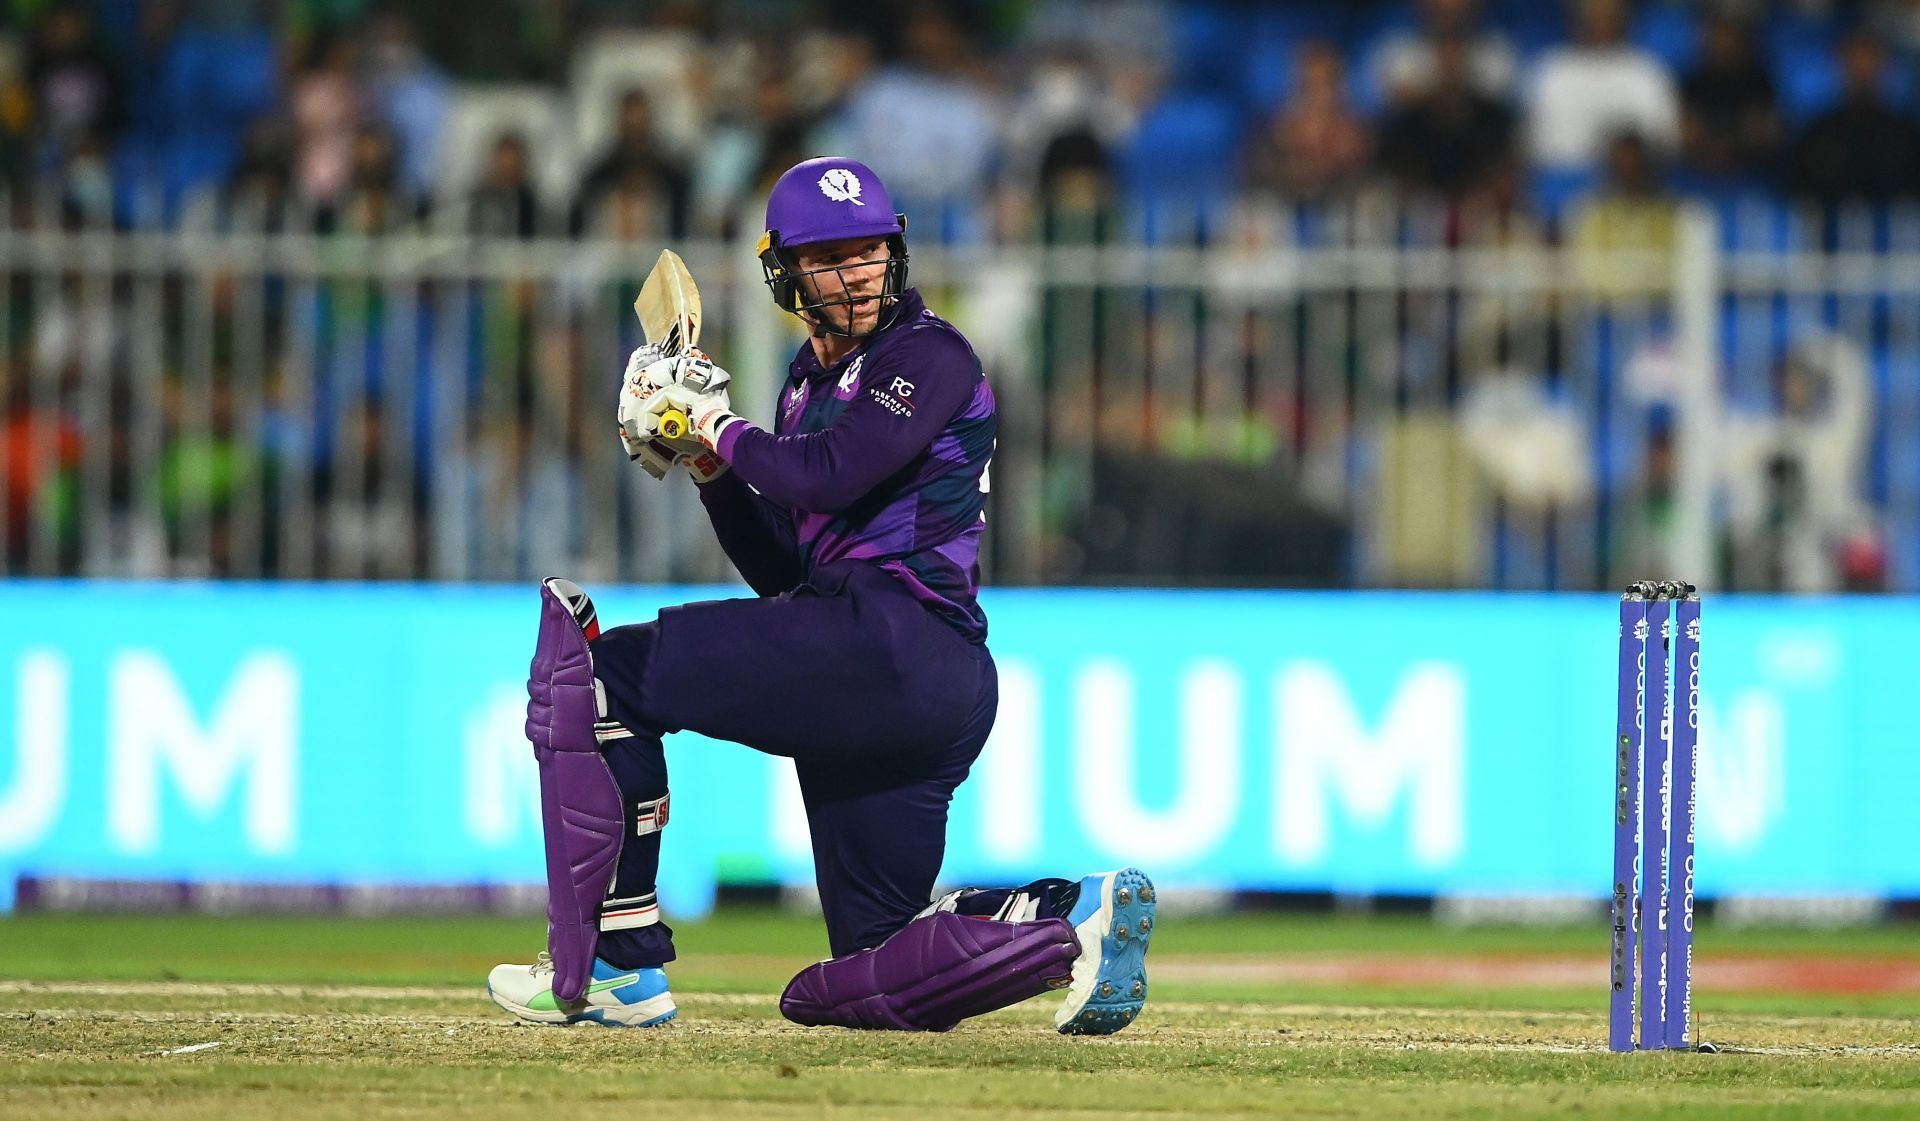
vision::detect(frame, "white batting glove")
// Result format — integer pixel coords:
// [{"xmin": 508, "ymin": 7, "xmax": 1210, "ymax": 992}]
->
[
  {"xmin": 643, "ymin": 354, "xmax": 743, "ymax": 452},
  {"xmin": 646, "ymin": 381, "xmax": 741, "ymax": 451},
  {"xmin": 629, "ymin": 438, "xmax": 678, "ymax": 479},
  {"xmin": 618, "ymin": 344, "xmax": 684, "ymax": 471}
]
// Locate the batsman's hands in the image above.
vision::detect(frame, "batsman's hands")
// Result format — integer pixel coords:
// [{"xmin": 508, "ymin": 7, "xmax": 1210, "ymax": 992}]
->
[
  {"xmin": 618, "ymin": 343, "xmax": 683, "ymax": 475},
  {"xmin": 644, "ymin": 354, "xmax": 743, "ymax": 453}
]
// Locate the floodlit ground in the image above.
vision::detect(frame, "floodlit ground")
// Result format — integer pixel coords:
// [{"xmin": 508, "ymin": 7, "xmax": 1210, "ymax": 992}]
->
[{"xmin": 3, "ymin": 910, "xmax": 1916, "ymax": 1119}]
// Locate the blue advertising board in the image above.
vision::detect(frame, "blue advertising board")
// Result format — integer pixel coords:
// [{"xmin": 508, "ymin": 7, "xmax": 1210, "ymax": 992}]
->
[{"xmin": 2, "ymin": 583, "xmax": 1916, "ymax": 915}]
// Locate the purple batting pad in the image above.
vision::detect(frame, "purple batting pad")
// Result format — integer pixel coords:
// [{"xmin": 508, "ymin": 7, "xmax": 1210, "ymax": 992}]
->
[
  {"xmin": 780, "ymin": 913, "xmax": 1079, "ymax": 1031},
  {"xmin": 526, "ymin": 580, "xmax": 622, "ymax": 1004},
  {"xmin": 525, "ymin": 581, "xmax": 600, "ymax": 754}
]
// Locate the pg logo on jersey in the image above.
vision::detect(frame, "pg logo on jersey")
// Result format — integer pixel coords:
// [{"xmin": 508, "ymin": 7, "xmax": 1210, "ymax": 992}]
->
[
  {"xmin": 818, "ymin": 168, "xmax": 865, "ymax": 205},
  {"xmin": 869, "ymin": 376, "xmax": 915, "ymax": 417}
]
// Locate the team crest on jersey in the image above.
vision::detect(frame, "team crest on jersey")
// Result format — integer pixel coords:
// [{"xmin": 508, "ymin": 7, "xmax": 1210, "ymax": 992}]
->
[
  {"xmin": 818, "ymin": 168, "xmax": 865, "ymax": 205},
  {"xmin": 835, "ymin": 355, "xmax": 865, "ymax": 399},
  {"xmin": 783, "ymin": 382, "xmax": 807, "ymax": 421}
]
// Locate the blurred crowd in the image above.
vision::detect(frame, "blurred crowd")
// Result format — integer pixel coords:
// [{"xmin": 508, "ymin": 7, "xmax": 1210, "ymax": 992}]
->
[
  {"xmin": 1, "ymin": 0, "xmax": 1914, "ymax": 592},
  {"xmin": 9, "ymin": 0, "xmax": 1920, "ymax": 236}
]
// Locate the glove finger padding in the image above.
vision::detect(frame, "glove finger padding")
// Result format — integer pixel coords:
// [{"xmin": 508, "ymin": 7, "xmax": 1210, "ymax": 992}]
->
[
  {"xmin": 624, "ymin": 342, "xmax": 670, "ymax": 383},
  {"xmin": 617, "ymin": 348, "xmax": 687, "ymax": 464},
  {"xmin": 627, "ymin": 433, "xmax": 677, "ymax": 478},
  {"xmin": 674, "ymin": 353, "xmax": 730, "ymax": 394}
]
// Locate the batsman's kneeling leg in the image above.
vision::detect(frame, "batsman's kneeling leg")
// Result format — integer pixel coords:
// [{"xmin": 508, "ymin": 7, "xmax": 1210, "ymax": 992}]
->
[
  {"xmin": 525, "ymin": 578, "xmax": 624, "ymax": 1005},
  {"xmin": 779, "ymin": 912, "xmax": 1079, "ymax": 1031}
]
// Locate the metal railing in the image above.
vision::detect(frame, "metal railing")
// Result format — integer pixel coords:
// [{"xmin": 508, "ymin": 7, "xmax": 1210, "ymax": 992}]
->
[{"xmin": 3, "ymin": 193, "xmax": 1916, "ymax": 591}]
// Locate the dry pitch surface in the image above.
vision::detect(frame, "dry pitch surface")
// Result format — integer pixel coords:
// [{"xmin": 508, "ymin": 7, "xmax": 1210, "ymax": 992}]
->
[{"xmin": 3, "ymin": 912, "xmax": 1917, "ymax": 1120}]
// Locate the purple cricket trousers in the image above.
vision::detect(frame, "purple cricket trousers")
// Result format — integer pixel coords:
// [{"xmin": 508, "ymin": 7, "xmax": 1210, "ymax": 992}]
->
[{"xmin": 589, "ymin": 559, "xmax": 997, "ymax": 962}]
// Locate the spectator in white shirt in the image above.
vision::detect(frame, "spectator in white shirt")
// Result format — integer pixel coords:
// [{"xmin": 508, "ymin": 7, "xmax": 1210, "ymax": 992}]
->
[
  {"xmin": 1525, "ymin": 0, "xmax": 1679, "ymax": 170},
  {"xmin": 837, "ymin": 6, "xmax": 999, "ymax": 228}
]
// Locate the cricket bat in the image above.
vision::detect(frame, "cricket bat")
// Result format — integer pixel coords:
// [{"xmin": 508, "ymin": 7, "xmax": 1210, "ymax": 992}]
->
[{"xmin": 633, "ymin": 249, "xmax": 702, "ymax": 441}]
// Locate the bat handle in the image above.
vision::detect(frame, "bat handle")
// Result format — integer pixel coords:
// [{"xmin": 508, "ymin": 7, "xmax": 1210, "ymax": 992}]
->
[{"xmin": 659, "ymin": 408, "xmax": 690, "ymax": 441}]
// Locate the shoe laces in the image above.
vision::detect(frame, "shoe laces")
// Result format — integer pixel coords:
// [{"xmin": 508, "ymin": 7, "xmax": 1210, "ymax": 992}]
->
[{"xmin": 531, "ymin": 951, "xmax": 556, "ymax": 978}]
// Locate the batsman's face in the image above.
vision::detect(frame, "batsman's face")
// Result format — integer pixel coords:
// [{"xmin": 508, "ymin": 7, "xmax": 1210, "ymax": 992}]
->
[{"xmin": 796, "ymin": 237, "xmax": 890, "ymax": 334}]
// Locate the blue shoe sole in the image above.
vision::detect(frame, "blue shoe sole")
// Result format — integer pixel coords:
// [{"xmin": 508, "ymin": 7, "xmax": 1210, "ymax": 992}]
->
[
  {"xmin": 1059, "ymin": 867, "xmax": 1156, "ymax": 1036},
  {"xmin": 579, "ymin": 1006, "xmax": 677, "ymax": 1028}
]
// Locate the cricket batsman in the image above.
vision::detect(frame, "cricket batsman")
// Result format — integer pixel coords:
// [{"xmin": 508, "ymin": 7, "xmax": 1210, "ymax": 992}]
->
[{"xmin": 486, "ymin": 157, "xmax": 1155, "ymax": 1034}]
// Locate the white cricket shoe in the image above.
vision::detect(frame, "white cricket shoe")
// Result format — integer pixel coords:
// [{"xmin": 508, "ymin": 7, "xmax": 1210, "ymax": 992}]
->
[
  {"xmin": 487, "ymin": 952, "xmax": 677, "ymax": 1027},
  {"xmin": 1055, "ymin": 867, "xmax": 1156, "ymax": 1035}
]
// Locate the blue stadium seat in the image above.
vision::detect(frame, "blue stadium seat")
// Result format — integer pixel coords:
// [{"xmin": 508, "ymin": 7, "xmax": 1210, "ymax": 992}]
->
[
  {"xmin": 1763, "ymin": 9, "xmax": 1836, "ymax": 75},
  {"xmin": 1240, "ymin": 44, "xmax": 1293, "ymax": 115},
  {"xmin": 1118, "ymin": 93, "xmax": 1242, "ymax": 208},
  {"xmin": 1240, "ymin": 5, "xmax": 1360, "ymax": 112},
  {"xmin": 1631, "ymin": 5, "xmax": 1700, "ymax": 73},
  {"xmin": 1236, "ymin": 30, "xmax": 1297, "ymax": 113},
  {"xmin": 150, "ymin": 26, "xmax": 281, "ymax": 207},
  {"xmin": 1773, "ymin": 41, "xmax": 1843, "ymax": 122},
  {"xmin": 1770, "ymin": 38, "xmax": 1913, "ymax": 124},
  {"xmin": 1529, "ymin": 166, "xmax": 1597, "ymax": 226},
  {"xmin": 1172, "ymin": 3, "xmax": 1244, "ymax": 97},
  {"xmin": 1493, "ymin": 0, "xmax": 1568, "ymax": 60},
  {"xmin": 159, "ymin": 27, "xmax": 278, "ymax": 129}
]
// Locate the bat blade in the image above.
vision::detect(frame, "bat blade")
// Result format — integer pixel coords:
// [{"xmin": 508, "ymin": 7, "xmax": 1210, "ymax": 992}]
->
[{"xmin": 633, "ymin": 249, "xmax": 702, "ymax": 358}]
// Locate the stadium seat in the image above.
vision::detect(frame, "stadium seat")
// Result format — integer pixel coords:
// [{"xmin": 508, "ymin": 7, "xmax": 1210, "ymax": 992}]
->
[
  {"xmin": 1171, "ymin": 3, "xmax": 1243, "ymax": 97},
  {"xmin": 142, "ymin": 25, "xmax": 280, "ymax": 212},
  {"xmin": 1631, "ymin": 5, "xmax": 1700, "ymax": 73},
  {"xmin": 1493, "ymin": 0, "xmax": 1567, "ymax": 61},
  {"xmin": 1239, "ymin": 35, "xmax": 1295, "ymax": 114},
  {"xmin": 1771, "ymin": 39, "xmax": 1915, "ymax": 124},
  {"xmin": 1773, "ymin": 41, "xmax": 1843, "ymax": 123},
  {"xmin": 1117, "ymin": 93, "xmax": 1242, "ymax": 209},
  {"xmin": 1241, "ymin": 5, "xmax": 1358, "ymax": 111},
  {"xmin": 1528, "ymin": 166, "xmax": 1597, "ymax": 227}
]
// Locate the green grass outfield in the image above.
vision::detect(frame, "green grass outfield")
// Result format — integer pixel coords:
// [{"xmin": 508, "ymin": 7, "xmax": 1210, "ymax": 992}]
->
[{"xmin": 3, "ymin": 909, "xmax": 1917, "ymax": 1119}]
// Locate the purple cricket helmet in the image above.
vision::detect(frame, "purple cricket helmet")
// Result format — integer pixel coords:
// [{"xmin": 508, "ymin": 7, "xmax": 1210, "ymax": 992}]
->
[{"xmin": 757, "ymin": 156, "xmax": 910, "ymax": 337}]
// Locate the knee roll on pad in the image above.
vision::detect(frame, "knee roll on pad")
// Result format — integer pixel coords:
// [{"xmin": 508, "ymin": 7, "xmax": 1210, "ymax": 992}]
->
[{"xmin": 779, "ymin": 912, "xmax": 1079, "ymax": 1031}]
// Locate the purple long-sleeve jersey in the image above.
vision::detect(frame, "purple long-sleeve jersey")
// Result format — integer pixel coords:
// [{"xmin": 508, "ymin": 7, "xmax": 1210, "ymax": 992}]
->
[{"xmin": 697, "ymin": 289, "xmax": 995, "ymax": 642}]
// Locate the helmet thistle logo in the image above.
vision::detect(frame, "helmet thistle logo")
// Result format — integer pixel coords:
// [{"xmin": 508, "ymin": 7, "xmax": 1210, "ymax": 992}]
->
[{"xmin": 818, "ymin": 168, "xmax": 865, "ymax": 205}]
